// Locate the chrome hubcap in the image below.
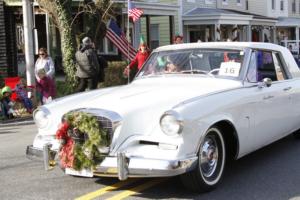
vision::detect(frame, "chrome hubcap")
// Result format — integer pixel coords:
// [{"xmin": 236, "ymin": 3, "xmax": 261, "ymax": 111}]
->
[{"xmin": 200, "ymin": 136, "xmax": 218, "ymax": 178}]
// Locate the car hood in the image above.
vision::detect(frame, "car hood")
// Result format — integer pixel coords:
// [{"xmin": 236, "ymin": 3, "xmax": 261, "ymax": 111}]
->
[
  {"xmin": 49, "ymin": 76, "xmax": 242, "ymax": 116},
  {"xmin": 42, "ymin": 76, "xmax": 242, "ymax": 148}
]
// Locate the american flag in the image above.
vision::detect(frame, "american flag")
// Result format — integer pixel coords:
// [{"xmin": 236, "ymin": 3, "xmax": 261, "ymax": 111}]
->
[
  {"xmin": 105, "ymin": 19, "xmax": 136, "ymax": 60},
  {"xmin": 128, "ymin": 0, "xmax": 143, "ymax": 22}
]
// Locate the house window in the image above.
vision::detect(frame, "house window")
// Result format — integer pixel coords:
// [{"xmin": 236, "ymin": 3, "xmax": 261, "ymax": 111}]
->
[
  {"xmin": 246, "ymin": 0, "xmax": 249, "ymax": 10},
  {"xmin": 292, "ymin": 0, "xmax": 296, "ymax": 13},
  {"xmin": 272, "ymin": 0, "xmax": 275, "ymax": 10},
  {"xmin": 150, "ymin": 24, "xmax": 159, "ymax": 49},
  {"xmin": 98, "ymin": 38, "xmax": 117, "ymax": 55},
  {"xmin": 187, "ymin": 0, "xmax": 195, "ymax": 2},
  {"xmin": 237, "ymin": 0, "xmax": 241, "ymax": 4},
  {"xmin": 280, "ymin": 0, "xmax": 284, "ymax": 11}
]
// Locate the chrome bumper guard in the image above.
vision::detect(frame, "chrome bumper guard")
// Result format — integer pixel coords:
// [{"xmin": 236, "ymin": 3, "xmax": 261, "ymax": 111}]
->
[
  {"xmin": 26, "ymin": 144, "xmax": 57, "ymax": 171},
  {"xmin": 26, "ymin": 145, "xmax": 44, "ymax": 161}
]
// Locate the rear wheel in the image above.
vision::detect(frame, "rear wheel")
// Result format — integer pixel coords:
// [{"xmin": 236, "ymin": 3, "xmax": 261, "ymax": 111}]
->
[{"xmin": 181, "ymin": 126, "xmax": 226, "ymax": 193}]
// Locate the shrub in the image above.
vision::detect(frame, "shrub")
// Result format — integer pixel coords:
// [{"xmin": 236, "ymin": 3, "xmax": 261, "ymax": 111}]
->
[
  {"xmin": 102, "ymin": 61, "xmax": 137, "ymax": 87},
  {"xmin": 56, "ymin": 80, "xmax": 73, "ymax": 98}
]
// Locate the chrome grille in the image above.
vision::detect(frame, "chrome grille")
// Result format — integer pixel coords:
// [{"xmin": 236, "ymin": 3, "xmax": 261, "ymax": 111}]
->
[{"xmin": 96, "ymin": 116, "xmax": 113, "ymax": 144}]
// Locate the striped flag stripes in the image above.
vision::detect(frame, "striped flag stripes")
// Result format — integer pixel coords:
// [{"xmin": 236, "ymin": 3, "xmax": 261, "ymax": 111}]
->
[{"xmin": 106, "ymin": 19, "xmax": 136, "ymax": 60}]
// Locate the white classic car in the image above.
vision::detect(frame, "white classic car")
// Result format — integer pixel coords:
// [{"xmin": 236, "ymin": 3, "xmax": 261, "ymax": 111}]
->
[{"xmin": 27, "ymin": 42, "xmax": 300, "ymax": 193}]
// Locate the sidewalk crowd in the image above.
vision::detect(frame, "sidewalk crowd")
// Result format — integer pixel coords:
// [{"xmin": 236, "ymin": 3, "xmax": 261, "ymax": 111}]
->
[{"xmin": 0, "ymin": 33, "xmax": 183, "ymax": 122}]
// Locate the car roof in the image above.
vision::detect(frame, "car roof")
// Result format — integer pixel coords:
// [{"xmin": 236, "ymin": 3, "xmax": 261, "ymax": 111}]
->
[
  {"xmin": 153, "ymin": 42, "xmax": 300, "ymax": 78},
  {"xmin": 154, "ymin": 42, "xmax": 286, "ymax": 52}
]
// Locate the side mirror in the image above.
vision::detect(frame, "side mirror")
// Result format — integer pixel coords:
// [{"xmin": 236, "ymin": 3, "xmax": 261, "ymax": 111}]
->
[{"xmin": 258, "ymin": 78, "xmax": 272, "ymax": 88}]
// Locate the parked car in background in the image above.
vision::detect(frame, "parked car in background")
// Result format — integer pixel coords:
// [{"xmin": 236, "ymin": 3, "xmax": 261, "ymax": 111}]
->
[{"xmin": 27, "ymin": 42, "xmax": 300, "ymax": 193}]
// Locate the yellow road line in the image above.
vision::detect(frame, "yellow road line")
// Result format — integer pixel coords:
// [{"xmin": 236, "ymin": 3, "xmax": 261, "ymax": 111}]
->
[
  {"xmin": 75, "ymin": 179, "xmax": 137, "ymax": 200},
  {"xmin": 106, "ymin": 178, "xmax": 168, "ymax": 200}
]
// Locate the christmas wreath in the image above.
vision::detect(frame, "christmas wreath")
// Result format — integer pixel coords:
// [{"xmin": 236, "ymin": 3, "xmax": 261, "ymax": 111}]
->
[{"xmin": 55, "ymin": 111, "xmax": 109, "ymax": 170}]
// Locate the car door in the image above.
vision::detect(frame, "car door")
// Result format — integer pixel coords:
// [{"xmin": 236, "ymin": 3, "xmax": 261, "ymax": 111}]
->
[{"xmin": 245, "ymin": 50, "xmax": 293, "ymax": 149}]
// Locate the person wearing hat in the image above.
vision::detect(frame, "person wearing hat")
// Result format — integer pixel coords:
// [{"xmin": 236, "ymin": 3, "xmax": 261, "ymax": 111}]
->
[
  {"xmin": 1, "ymin": 86, "xmax": 15, "ymax": 119},
  {"xmin": 123, "ymin": 35, "xmax": 150, "ymax": 77},
  {"xmin": 173, "ymin": 33, "xmax": 183, "ymax": 44},
  {"xmin": 75, "ymin": 36, "xmax": 100, "ymax": 92}
]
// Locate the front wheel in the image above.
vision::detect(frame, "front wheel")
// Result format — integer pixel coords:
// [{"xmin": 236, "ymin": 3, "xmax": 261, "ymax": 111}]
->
[{"xmin": 181, "ymin": 126, "xmax": 226, "ymax": 193}]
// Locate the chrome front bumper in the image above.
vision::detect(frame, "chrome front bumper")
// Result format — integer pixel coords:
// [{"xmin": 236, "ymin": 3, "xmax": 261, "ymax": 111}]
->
[
  {"xmin": 95, "ymin": 153, "xmax": 198, "ymax": 180},
  {"xmin": 27, "ymin": 143, "xmax": 198, "ymax": 180}
]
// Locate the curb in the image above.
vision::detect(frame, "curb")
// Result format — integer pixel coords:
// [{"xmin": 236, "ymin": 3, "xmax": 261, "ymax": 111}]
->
[{"xmin": 0, "ymin": 117, "xmax": 34, "ymax": 127}]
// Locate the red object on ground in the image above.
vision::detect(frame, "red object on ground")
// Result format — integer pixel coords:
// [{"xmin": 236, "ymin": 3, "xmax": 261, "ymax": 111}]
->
[{"xmin": 4, "ymin": 77, "xmax": 20, "ymax": 101}]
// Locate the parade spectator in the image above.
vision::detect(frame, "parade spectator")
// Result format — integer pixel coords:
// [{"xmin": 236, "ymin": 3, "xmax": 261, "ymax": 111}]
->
[
  {"xmin": 75, "ymin": 37, "xmax": 99, "ymax": 92},
  {"xmin": 1, "ymin": 86, "xmax": 15, "ymax": 119},
  {"xmin": 123, "ymin": 36, "xmax": 150, "ymax": 77},
  {"xmin": 14, "ymin": 78, "xmax": 33, "ymax": 113},
  {"xmin": 173, "ymin": 33, "xmax": 183, "ymax": 44},
  {"xmin": 36, "ymin": 69, "xmax": 56, "ymax": 105},
  {"xmin": 35, "ymin": 47, "xmax": 55, "ymax": 81},
  {"xmin": 0, "ymin": 92, "xmax": 4, "ymax": 120}
]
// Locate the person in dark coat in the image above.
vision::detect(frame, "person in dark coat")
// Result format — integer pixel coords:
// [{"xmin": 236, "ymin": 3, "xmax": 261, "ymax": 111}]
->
[{"xmin": 75, "ymin": 37, "xmax": 99, "ymax": 92}]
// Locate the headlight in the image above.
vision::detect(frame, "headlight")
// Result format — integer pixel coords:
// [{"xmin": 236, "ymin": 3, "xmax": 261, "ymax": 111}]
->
[
  {"xmin": 34, "ymin": 108, "xmax": 51, "ymax": 129},
  {"xmin": 160, "ymin": 111, "xmax": 184, "ymax": 136}
]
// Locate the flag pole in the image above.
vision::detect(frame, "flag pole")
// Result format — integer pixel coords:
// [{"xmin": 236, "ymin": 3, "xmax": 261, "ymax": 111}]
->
[{"xmin": 127, "ymin": 0, "xmax": 130, "ymax": 84}]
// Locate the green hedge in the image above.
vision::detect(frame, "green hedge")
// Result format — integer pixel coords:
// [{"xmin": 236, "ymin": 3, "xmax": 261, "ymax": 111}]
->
[{"xmin": 102, "ymin": 61, "xmax": 137, "ymax": 87}]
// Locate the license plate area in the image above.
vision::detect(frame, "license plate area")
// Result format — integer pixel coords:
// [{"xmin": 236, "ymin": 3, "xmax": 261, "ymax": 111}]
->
[{"xmin": 65, "ymin": 168, "xmax": 93, "ymax": 177}]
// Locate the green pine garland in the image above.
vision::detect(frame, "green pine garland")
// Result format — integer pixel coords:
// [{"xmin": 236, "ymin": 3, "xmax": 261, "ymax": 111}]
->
[{"xmin": 65, "ymin": 111, "xmax": 109, "ymax": 170}]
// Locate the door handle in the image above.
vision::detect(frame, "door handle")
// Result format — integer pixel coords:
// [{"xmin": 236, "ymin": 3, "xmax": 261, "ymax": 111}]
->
[
  {"xmin": 283, "ymin": 87, "xmax": 292, "ymax": 91},
  {"xmin": 263, "ymin": 95, "xmax": 274, "ymax": 100}
]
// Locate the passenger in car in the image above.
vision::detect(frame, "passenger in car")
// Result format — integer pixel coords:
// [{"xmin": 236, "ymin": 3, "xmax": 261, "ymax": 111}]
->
[{"xmin": 165, "ymin": 62, "xmax": 178, "ymax": 73}]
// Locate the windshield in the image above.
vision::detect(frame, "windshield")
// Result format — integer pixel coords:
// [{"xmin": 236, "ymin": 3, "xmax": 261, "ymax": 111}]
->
[{"xmin": 136, "ymin": 49, "xmax": 245, "ymax": 79}]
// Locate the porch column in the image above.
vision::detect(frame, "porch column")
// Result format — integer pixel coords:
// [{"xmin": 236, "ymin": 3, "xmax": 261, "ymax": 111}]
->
[
  {"xmin": 133, "ymin": 19, "xmax": 141, "ymax": 49},
  {"xmin": 247, "ymin": 25, "xmax": 252, "ymax": 42},
  {"xmin": 205, "ymin": 26, "xmax": 210, "ymax": 42},
  {"xmin": 272, "ymin": 26, "xmax": 277, "ymax": 44},
  {"xmin": 296, "ymin": 26, "xmax": 299, "ymax": 54},
  {"xmin": 46, "ymin": 13, "xmax": 50, "ymax": 54},
  {"xmin": 169, "ymin": 15, "xmax": 174, "ymax": 44},
  {"xmin": 232, "ymin": 24, "xmax": 238, "ymax": 41},
  {"xmin": 215, "ymin": 24, "xmax": 221, "ymax": 41},
  {"xmin": 146, "ymin": 15, "xmax": 150, "ymax": 47}
]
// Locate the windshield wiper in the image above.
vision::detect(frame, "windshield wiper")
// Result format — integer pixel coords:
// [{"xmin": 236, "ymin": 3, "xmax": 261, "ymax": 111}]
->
[{"xmin": 181, "ymin": 69, "xmax": 208, "ymax": 74}]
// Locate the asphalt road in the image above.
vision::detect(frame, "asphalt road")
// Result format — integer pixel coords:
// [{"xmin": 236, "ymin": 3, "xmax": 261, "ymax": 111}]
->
[{"xmin": 0, "ymin": 123, "xmax": 300, "ymax": 200}]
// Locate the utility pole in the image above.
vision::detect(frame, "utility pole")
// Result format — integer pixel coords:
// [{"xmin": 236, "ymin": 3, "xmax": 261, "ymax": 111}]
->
[{"xmin": 22, "ymin": 0, "xmax": 35, "ymax": 97}]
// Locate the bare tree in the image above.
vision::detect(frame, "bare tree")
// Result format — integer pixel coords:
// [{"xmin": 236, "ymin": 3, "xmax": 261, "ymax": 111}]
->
[{"xmin": 35, "ymin": 0, "xmax": 113, "ymax": 90}]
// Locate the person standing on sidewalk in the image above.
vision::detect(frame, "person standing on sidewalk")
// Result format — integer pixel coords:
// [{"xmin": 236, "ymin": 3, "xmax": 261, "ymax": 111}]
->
[
  {"xmin": 123, "ymin": 36, "xmax": 150, "ymax": 77},
  {"xmin": 75, "ymin": 37, "xmax": 99, "ymax": 92},
  {"xmin": 34, "ymin": 47, "xmax": 55, "ymax": 81}
]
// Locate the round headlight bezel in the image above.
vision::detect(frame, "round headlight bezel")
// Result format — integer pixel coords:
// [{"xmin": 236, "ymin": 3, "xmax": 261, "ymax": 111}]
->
[
  {"xmin": 33, "ymin": 107, "xmax": 51, "ymax": 129},
  {"xmin": 160, "ymin": 110, "xmax": 184, "ymax": 136}
]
